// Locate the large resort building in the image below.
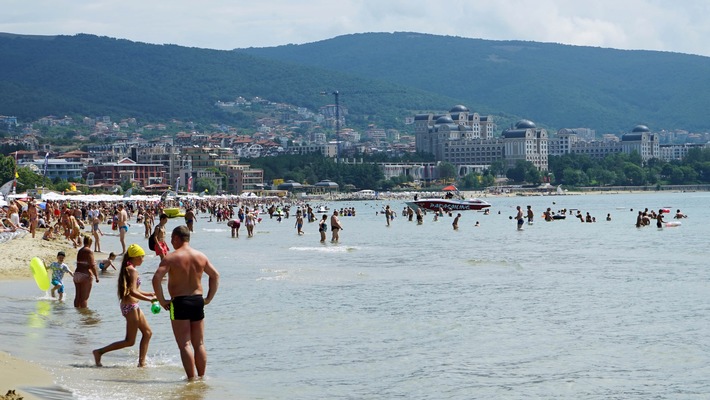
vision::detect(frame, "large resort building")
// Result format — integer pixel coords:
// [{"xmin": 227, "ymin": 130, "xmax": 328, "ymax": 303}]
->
[
  {"xmin": 414, "ymin": 105, "xmax": 676, "ymax": 178},
  {"xmin": 414, "ymin": 105, "xmax": 549, "ymax": 173},
  {"xmin": 548, "ymin": 125, "xmax": 661, "ymax": 162}
]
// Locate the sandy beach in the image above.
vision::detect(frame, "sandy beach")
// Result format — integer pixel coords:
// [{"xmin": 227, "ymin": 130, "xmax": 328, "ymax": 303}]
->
[
  {"xmin": 0, "ymin": 234, "xmax": 78, "ymax": 399},
  {"xmin": 0, "ymin": 234, "xmax": 78, "ymax": 281},
  {"xmin": 0, "ymin": 351, "xmax": 54, "ymax": 400}
]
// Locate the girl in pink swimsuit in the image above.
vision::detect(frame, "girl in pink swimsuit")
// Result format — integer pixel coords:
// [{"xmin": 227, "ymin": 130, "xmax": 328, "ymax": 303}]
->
[{"xmin": 93, "ymin": 244, "xmax": 156, "ymax": 367}]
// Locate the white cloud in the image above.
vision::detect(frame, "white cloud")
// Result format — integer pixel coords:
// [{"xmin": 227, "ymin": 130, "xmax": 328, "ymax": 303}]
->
[{"xmin": 1, "ymin": 0, "xmax": 709, "ymax": 56}]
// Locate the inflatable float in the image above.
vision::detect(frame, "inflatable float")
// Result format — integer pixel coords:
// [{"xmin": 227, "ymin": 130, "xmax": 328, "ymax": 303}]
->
[
  {"xmin": 29, "ymin": 257, "xmax": 50, "ymax": 291},
  {"xmin": 665, "ymin": 221, "xmax": 682, "ymax": 228},
  {"xmin": 163, "ymin": 207, "xmax": 185, "ymax": 218}
]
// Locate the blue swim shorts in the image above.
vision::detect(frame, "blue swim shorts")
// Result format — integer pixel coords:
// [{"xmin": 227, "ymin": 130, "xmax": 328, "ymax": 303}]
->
[{"xmin": 51, "ymin": 279, "xmax": 65, "ymax": 293}]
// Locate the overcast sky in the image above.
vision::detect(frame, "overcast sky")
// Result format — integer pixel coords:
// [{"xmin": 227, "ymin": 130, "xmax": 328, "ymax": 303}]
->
[{"xmin": 2, "ymin": 0, "xmax": 709, "ymax": 57}]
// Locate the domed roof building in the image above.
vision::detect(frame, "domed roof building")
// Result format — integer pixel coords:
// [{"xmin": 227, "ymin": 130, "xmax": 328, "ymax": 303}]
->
[
  {"xmin": 449, "ymin": 105, "xmax": 470, "ymax": 113},
  {"xmin": 435, "ymin": 115, "xmax": 455, "ymax": 125},
  {"xmin": 501, "ymin": 119, "xmax": 548, "ymax": 171},
  {"xmin": 621, "ymin": 124, "xmax": 659, "ymax": 161},
  {"xmin": 315, "ymin": 180, "xmax": 339, "ymax": 192},
  {"xmin": 548, "ymin": 124, "xmax": 659, "ymax": 163},
  {"xmin": 414, "ymin": 105, "xmax": 548, "ymax": 175},
  {"xmin": 414, "ymin": 105, "xmax": 496, "ymax": 162}
]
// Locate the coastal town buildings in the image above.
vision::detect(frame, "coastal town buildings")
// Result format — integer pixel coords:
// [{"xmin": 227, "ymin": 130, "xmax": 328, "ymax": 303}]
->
[
  {"xmin": 86, "ymin": 157, "xmax": 165, "ymax": 188},
  {"xmin": 20, "ymin": 157, "xmax": 84, "ymax": 181},
  {"xmin": 659, "ymin": 143, "xmax": 710, "ymax": 161},
  {"xmin": 6, "ymin": 92, "xmax": 710, "ymax": 195}
]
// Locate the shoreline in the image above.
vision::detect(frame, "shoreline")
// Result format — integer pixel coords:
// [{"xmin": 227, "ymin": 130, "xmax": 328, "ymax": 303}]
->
[
  {"xmin": 0, "ymin": 351, "xmax": 55, "ymax": 400},
  {"xmin": 0, "ymin": 235, "xmax": 80, "ymax": 400}
]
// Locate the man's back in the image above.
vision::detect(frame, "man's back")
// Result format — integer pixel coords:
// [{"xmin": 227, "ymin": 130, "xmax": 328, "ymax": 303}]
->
[{"xmin": 164, "ymin": 245, "xmax": 207, "ymax": 298}]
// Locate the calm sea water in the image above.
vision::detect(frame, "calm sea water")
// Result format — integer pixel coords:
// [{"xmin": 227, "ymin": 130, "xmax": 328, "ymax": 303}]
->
[{"xmin": 1, "ymin": 192, "xmax": 710, "ymax": 400}]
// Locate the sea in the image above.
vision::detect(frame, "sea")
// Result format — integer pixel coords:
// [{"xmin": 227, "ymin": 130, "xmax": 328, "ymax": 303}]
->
[{"xmin": 1, "ymin": 192, "xmax": 710, "ymax": 400}]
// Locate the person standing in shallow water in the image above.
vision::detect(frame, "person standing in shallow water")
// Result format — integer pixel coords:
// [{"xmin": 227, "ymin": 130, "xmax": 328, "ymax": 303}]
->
[
  {"xmin": 93, "ymin": 244, "xmax": 155, "ymax": 367},
  {"xmin": 319, "ymin": 214, "xmax": 328, "ymax": 243},
  {"xmin": 330, "ymin": 210, "xmax": 342, "ymax": 242},
  {"xmin": 526, "ymin": 205, "xmax": 534, "ymax": 225},
  {"xmin": 152, "ymin": 226, "xmax": 220, "ymax": 380},
  {"xmin": 452, "ymin": 213, "xmax": 461, "ymax": 230},
  {"xmin": 74, "ymin": 235, "xmax": 99, "ymax": 308},
  {"xmin": 184, "ymin": 208, "xmax": 196, "ymax": 232},
  {"xmin": 516, "ymin": 206, "xmax": 524, "ymax": 231}
]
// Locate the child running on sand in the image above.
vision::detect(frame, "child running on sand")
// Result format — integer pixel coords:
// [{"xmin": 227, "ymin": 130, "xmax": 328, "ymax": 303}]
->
[
  {"xmin": 46, "ymin": 251, "xmax": 74, "ymax": 301},
  {"xmin": 93, "ymin": 244, "xmax": 156, "ymax": 367}
]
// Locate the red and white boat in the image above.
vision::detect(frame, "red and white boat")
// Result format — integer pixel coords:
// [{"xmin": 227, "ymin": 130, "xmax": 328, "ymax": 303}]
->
[
  {"xmin": 406, "ymin": 197, "xmax": 491, "ymax": 212},
  {"xmin": 406, "ymin": 185, "xmax": 491, "ymax": 212}
]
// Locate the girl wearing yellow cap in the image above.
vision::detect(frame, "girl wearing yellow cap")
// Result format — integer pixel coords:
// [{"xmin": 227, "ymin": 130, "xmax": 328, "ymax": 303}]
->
[{"xmin": 93, "ymin": 244, "xmax": 157, "ymax": 367}]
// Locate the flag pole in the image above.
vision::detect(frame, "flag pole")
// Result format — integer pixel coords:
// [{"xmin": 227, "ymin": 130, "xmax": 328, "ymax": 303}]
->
[{"xmin": 12, "ymin": 151, "xmax": 18, "ymax": 194}]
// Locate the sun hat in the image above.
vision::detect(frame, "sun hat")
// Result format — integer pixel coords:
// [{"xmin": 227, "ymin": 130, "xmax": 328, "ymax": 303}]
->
[{"xmin": 126, "ymin": 244, "xmax": 146, "ymax": 258}]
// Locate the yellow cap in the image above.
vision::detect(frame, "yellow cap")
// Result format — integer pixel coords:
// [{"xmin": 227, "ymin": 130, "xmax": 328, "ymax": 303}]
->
[{"xmin": 126, "ymin": 244, "xmax": 146, "ymax": 258}]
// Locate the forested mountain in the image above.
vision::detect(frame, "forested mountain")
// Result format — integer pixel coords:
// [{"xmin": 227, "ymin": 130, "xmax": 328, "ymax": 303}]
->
[
  {"xmin": 239, "ymin": 32, "xmax": 710, "ymax": 133},
  {"xmin": 2, "ymin": 32, "xmax": 710, "ymax": 134},
  {"xmin": 0, "ymin": 33, "xmax": 456, "ymax": 129}
]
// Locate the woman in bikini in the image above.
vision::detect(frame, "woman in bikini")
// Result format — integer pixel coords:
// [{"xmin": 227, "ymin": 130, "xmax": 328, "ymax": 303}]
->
[
  {"xmin": 74, "ymin": 235, "xmax": 99, "ymax": 308},
  {"xmin": 93, "ymin": 244, "xmax": 156, "ymax": 367}
]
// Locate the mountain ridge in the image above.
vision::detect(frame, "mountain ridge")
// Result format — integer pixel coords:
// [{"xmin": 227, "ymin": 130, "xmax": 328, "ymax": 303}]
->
[
  {"xmin": 238, "ymin": 32, "xmax": 710, "ymax": 133},
  {"xmin": 1, "ymin": 32, "xmax": 709, "ymax": 134}
]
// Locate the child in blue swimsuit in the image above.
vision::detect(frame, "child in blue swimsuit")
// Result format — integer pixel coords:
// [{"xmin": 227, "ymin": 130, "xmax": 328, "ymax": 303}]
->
[
  {"xmin": 98, "ymin": 252, "xmax": 117, "ymax": 273},
  {"xmin": 47, "ymin": 251, "xmax": 74, "ymax": 301}
]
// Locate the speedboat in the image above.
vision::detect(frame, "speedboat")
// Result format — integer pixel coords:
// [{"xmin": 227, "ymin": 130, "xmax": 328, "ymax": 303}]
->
[
  {"xmin": 406, "ymin": 198, "xmax": 491, "ymax": 212},
  {"xmin": 316, "ymin": 206, "xmax": 329, "ymax": 213}
]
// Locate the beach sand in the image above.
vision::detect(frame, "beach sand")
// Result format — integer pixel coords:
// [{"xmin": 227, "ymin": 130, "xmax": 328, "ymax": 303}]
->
[
  {"xmin": 0, "ymin": 234, "xmax": 78, "ymax": 399},
  {"xmin": 0, "ymin": 351, "xmax": 54, "ymax": 400},
  {"xmin": 0, "ymin": 234, "xmax": 78, "ymax": 281}
]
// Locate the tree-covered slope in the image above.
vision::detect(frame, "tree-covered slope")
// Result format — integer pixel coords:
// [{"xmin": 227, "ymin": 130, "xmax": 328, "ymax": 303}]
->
[
  {"xmin": 239, "ymin": 32, "xmax": 710, "ymax": 133},
  {"xmin": 0, "ymin": 33, "xmax": 457, "ymax": 128}
]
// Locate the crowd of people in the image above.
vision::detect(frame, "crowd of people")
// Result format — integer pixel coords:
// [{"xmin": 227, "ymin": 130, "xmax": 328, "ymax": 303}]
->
[
  {"xmin": 3, "ymin": 192, "xmax": 690, "ymax": 381},
  {"xmin": 1, "ymin": 194, "xmax": 354, "ymax": 380}
]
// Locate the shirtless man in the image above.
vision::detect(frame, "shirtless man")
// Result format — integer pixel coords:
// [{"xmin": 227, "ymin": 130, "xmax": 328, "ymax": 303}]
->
[
  {"xmin": 153, "ymin": 213, "xmax": 170, "ymax": 260},
  {"xmin": 184, "ymin": 208, "xmax": 195, "ymax": 232},
  {"xmin": 152, "ymin": 226, "xmax": 219, "ymax": 380},
  {"xmin": 330, "ymin": 210, "xmax": 342, "ymax": 242},
  {"xmin": 117, "ymin": 203, "xmax": 128, "ymax": 254}
]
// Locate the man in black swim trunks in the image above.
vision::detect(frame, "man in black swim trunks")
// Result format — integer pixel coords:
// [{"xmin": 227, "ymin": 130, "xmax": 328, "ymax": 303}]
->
[{"xmin": 152, "ymin": 225, "xmax": 220, "ymax": 379}]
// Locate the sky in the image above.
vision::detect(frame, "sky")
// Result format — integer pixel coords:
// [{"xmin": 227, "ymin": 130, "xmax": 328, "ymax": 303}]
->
[{"xmin": 2, "ymin": 0, "xmax": 710, "ymax": 57}]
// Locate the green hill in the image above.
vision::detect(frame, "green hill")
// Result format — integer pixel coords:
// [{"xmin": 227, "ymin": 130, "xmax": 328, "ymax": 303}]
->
[
  {"xmin": 0, "ymin": 33, "xmax": 456, "ymax": 129},
  {"xmin": 2, "ymin": 32, "xmax": 710, "ymax": 134},
  {"xmin": 238, "ymin": 32, "xmax": 710, "ymax": 133}
]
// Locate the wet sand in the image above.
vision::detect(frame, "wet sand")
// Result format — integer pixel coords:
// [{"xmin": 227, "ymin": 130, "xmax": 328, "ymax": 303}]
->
[{"xmin": 0, "ymin": 234, "xmax": 76, "ymax": 398}]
